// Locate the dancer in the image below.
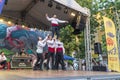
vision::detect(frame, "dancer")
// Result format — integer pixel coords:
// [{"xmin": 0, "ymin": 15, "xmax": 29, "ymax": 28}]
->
[
  {"xmin": 19, "ymin": 48, "xmax": 26, "ymax": 56},
  {"xmin": 46, "ymin": 13, "xmax": 68, "ymax": 39},
  {"xmin": 33, "ymin": 36, "xmax": 47, "ymax": 70},
  {"xmin": 46, "ymin": 35, "xmax": 55, "ymax": 70},
  {"xmin": 55, "ymin": 38, "xmax": 65, "ymax": 70}
]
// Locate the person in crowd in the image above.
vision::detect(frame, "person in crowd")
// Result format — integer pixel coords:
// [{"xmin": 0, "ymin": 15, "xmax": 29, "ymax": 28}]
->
[
  {"xmin": 0, "ymin": 51, "xmax": 7, "ymax": 69},
  {"xmin": 19, "ymin": 48, "xmax": 26, "ymax": 56},
  {"xmin": 33, "ymin": 36, "xmax": 48, "ymax": 70},
  {"xmin": 46, "ymin": 13, "xmax": 68, "ymax": 39},
  {"xmin": 82, "ymin": 59, "xmax": 86, "ymax": 71},
  {"xmin": 54, "ymin": 38, "xmax": 66, "ymax": 70},
  {"xmin": 46, "ymin": 35, "xmax": 55, "ymax": 70}
]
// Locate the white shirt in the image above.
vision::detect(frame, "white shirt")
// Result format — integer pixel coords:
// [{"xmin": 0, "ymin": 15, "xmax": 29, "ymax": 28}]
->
[
  {"xmin": 46, "ymin": 16, "xmax": 66, "ymax": 24},
  {"xmin": 36, "ymin": 37, "xmax": 47, "ymax": 54},
  {"xmin": 55, "ymin": 40, "xmax": 65, "ymax": 53},
  {"xmin": 47, "ymin": 39, "xmax": 55, "ymax": 48},
  {"xmin": 0, "ymin": 55, "xmax": 7, "ymax": 61},
  {"xmin": 55, "ymin": 40, "xmax": 63, "ymax": 47}
]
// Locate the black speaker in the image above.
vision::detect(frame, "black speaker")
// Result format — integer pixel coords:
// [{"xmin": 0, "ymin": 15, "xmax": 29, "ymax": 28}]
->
[
  {"xmin": 93, "ymin": 66, "xmax": 106, "ymax": 71},
  {"xmin": 94, "ymin": 42, "xmax": 102, "ymax": 54}
]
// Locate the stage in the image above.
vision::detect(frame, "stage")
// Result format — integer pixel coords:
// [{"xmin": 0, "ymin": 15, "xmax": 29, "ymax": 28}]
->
[{"xmin": 0, "ymin": 70, "xmax": 120, "ymax": 80}]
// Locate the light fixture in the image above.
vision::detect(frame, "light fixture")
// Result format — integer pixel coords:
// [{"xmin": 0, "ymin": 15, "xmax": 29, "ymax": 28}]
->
[
  {"xmin": 48, "ymin": 0, "xmax": 53, "ymax": 8},
  {"xmin": 64, "ymin": 7, "xmax": 68, "ymax": 14},
  {"xmin": 0, "ymin": 19, "xmax": 4, "ymax": 22},
  {"xmin": 56, "ymin": 4, "xmax": 61, "ymax": 10},
  {"xmin": 8, "ymin": 21, "xmax": 12, "ymax": 24},
  {"xmin": 22, "ymin": 25, "xmax": 25, "ymax": 28},
  {"xmin": 71, "ymin": 12, "xmax": 76, "ymax": 16}
]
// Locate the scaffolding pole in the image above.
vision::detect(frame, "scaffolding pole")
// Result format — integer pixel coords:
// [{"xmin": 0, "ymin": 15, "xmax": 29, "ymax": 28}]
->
[{"xmin": 85, "ymin": 15, "xmax": 91, "ymax": 71}]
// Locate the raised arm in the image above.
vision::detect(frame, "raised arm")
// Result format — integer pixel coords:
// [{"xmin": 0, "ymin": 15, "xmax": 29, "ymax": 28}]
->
[
  {"xmin": 42, "ymin": 35, "xmax": 49, "ymax": 43},
  {"xmin": 46, "ymin": 13, "xmax": 52, "ymax": 21},
  {"xmin": 38, "ymin": 41, "xmax": 46, "ymax": 47},
  {"xmin": 57, "ymin": 19, "xmax": 68, "ymax": 23}
]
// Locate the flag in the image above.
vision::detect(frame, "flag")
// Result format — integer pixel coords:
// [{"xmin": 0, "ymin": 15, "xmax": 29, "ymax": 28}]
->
[
  {"xmin": 103, "ymin": 16, "xmax": 120, "ymax": 72},
  {"xmin": 0, "ymin": 0, "xmax": 5, "ymax": 14}
]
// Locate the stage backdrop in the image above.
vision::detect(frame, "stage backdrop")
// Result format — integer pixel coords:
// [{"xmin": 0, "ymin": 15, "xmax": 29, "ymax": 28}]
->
[{"xmin": 103, "ymin": 16, "xmax": 120, "ymax": 72}]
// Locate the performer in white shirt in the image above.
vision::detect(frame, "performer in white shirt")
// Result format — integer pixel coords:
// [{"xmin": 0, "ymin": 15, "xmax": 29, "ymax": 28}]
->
[
  {"xmin": 0, "ymin": 51, "xmax": 7, "ymax": 69},
  {"xmin": 33, "ymin": 36, "xmax": 48, "ymax": 70},
  {"xmin": 46, "ymin": 35, "xmax": 55, "ymax": 70},
  {"xmin": 46, "ymin": 13, "xmax": 68, "ymax": 39},
  {"xmin": 55, "ymin": 39, "xmax": 65, "ymax": 70}
]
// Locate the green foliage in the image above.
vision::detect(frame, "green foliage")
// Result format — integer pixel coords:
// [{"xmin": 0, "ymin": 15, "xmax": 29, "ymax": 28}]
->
[
  {"xmin": 75, "ymin": 0, "xmax": 119, "ymax": 55},
  {"xmin": 116, "ymin": 1, "xmax": 120, "ymax": 10},
  {"xmin": 60, "ymin": 25, "xmax": 77, "ymax": 55},
  {"xmin": 60, "ymin": 25, "xmax": 85, "ymax": 58},
  {"xmin": 102, "ymin": 34, "xmax": 107, "ymax": 54},
  {"xmin": 0, "ymin": 48, "xmax": 14, "ymax": 56},
  {"xmin": 62, "ymin": 0, "xmax": 119, "ymax": 58}
]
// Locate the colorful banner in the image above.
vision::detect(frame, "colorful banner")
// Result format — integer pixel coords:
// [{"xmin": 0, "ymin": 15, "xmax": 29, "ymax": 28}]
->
[
  {"xmin": 0, "ymin": 0, "xmax": 5, "ymax": 14},
  {"xmin": 103, "ymin": 16, "xmax": 120, "ymax": 72}
]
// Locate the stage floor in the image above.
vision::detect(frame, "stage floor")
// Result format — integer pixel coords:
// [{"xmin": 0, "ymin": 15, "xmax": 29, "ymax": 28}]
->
[{"xmin": 0, "ymin": 70, "xmax": 120, "ymax": 80}]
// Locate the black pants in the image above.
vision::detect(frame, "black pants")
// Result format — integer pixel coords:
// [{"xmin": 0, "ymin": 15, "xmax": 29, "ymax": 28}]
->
[
  {"xmin": 46, "ymin": 52, "xmax": 55, "ymax": 70},
  {"xmin": 0, "ymin": 60, "xmax": 7, "ymax": 69},
  {"xmin": 51, "ymin": 27, "xmax": 59, "ymax": 39},
  {"xmin": 34, "ymin": 53, "xmax": 43, "ymax": 70},
  {"xmin": 55, "ymin": 52, "xmax": 65, "ymax": 70}
]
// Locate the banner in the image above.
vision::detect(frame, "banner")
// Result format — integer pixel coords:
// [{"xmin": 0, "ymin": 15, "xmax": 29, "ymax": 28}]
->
[
  {"xmin": 103, "ymin": 16, "xmax": 120, "ymax": 72},
  {"xmin": 0, "ymin": 0, "xmax": 5, "ymax": 14}
]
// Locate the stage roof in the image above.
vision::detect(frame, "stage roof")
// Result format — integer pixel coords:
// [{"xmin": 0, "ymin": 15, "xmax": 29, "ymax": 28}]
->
[{"xmin": 1, "ymin": 0, "xmax": 90, "ymax": 29}]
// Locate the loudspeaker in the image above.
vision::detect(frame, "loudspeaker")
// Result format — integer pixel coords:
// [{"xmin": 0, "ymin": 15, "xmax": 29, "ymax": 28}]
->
[
  {"xmin": 11, "ymin": 56, "xmax": 32, "ymax": 69},
  {"xmin": 94, "ymin": 42, "xmax": 102, "ymax": 54},
  {"xmin": 93, "ymin": 66, "xmax": 106, "ymax": 71}
]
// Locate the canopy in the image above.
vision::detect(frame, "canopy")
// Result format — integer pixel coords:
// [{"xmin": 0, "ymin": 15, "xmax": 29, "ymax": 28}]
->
[
  {"xmin": 1, "ymin": 0, "xmax": 90, "ymax": 29},
  {"xmin": 54, "ymin": 0, "xmax": 89, "ymax": 15}
]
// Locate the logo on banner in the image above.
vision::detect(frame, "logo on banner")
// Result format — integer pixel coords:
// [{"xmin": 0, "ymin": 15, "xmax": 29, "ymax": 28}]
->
[{"xmin": 106, "ymin": 21, "xmax": 112, "ymax": 27}]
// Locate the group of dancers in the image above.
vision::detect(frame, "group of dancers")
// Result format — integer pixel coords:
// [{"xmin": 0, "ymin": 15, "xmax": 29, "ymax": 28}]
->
[
  {"xmin": 33, "ymin": 13, "xmax": 68, "ymax": 70},
  {"xmin": 33, "ymin": 35, "xmax": 65, "ymax": 70}
]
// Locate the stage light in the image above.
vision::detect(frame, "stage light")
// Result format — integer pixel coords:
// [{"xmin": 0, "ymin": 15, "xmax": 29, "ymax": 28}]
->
[
  {"xmin": 0, "ymin": 19, "xmax": 4, "ymax": 22},
  {"xmin": 56, "ymin": 4, "xmax": 61, "ymax": 10},
  {"xmin": 8, "ymin": 21, "xmax": 12, "ymax": 24},
  {"xmin": 64, "ymin": 7, "xmax": 68, "ymax": 14},
  {"xmin": 48, "ymin": 0, "xmax": 53, "ymax": 8},
  {"xmin": 71, "ymin": 12, "xmax": 76, "ymax": 16},
  {"xmin": 22, "ymin": 25, "xmax": 25, "ymax": 28}
]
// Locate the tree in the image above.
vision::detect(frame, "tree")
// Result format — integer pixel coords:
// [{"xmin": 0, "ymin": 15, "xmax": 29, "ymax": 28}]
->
[
  {"xmin": 60, "ymin": 25, "xmax": 85, "ymax": 58},
  {"xmin": 75, "ymin": 0, "xmax": 119, "ymax": 55},
  {"xmin": 60, "ymin": 0, "xmax": 119, "ymax": 58},
  {"xmin": 60, "ymin": 25, "xmax": 78, "ymax": 55}
]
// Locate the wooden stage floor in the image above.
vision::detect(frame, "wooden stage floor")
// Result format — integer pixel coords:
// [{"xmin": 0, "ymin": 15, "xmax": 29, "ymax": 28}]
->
[{"xmin": 0, "ymin": 70, "xmax": 120, "ymax": 80}]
